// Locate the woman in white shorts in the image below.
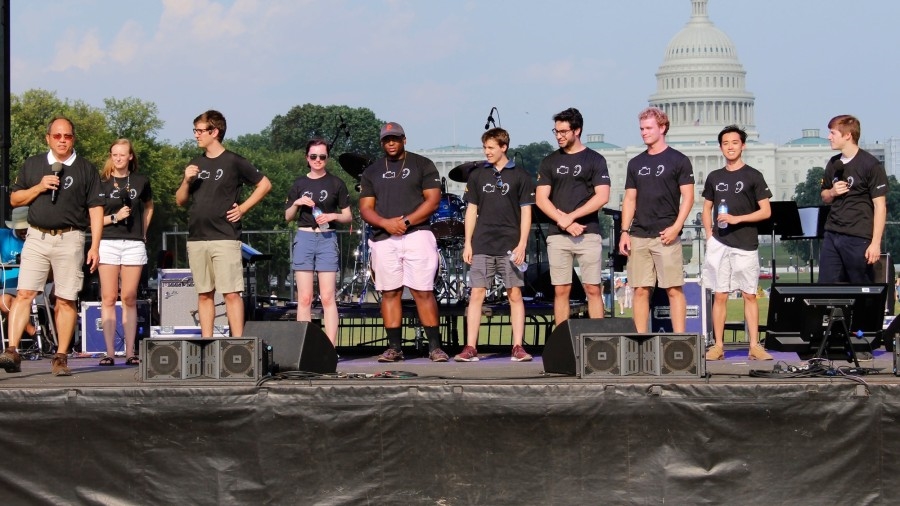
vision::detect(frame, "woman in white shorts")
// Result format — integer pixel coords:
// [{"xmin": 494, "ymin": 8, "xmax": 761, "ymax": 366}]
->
[{"xmin": 97, "ymin": 139, "xmax": 153, "ymax": 366}]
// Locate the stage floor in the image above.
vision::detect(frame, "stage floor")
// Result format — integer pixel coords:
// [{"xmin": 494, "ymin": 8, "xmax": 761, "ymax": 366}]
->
[{"xmin": 2, "ymin": 344, "xmax": 896, "ymax": 387}]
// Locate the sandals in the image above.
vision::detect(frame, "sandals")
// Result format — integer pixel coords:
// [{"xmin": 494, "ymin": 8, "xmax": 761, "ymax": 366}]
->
[
  {"xmin": 125, "ymin": 356, "xmax": 140, "ymax": 366},
  {"xmin": 98, "ymin": 356, "xmax": 115, "ymax": 366}
]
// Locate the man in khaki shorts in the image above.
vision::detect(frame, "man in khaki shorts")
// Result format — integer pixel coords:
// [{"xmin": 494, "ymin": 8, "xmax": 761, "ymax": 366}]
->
[
  {"xmin": 619, "ymin": 107, "xmax": 694, "ymax": 332},
  {"xmin": 0, "ymin": 116, "xmax": 104, "ymax": 376},
  {"xmin": 535, "ymin": 108, "xmax": 610, "ymax": 326},
  {"xmin": 175, "ymin": 110, "xmax": 271, "ymax": 337}
]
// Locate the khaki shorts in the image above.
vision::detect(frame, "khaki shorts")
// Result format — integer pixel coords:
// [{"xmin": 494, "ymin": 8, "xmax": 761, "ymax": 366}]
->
[
  {"xmin": 546, "ymin": 233, "xmax": 603, "ymax": 285},
  {"xmin": 17, "ymin": 228, "xmax": 85, "ymax": 300},
  {"xmin": 701, "ymin": 237, "xmax": 759, "ymax": 294},
  {"xmin": 626, "ymin": 235, "xmax": 684, "ymax": 289},
  {"xmin": 186, "ymin": 240, "xmax": 244, "ymax": 294}
]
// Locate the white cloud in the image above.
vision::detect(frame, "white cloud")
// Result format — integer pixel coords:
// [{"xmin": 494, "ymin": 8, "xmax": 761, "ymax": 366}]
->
[{"xmin": 48, "ymin": 28, "xmax": 105, "ymax": 72}]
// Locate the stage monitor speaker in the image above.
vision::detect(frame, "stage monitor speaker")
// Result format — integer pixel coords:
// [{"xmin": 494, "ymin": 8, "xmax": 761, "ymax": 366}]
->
[
  {"xmin": 159, "ymin": 269, "xmax": 227, "ymax": 327},
  {"xmin": 202, "ymin": 338, "xmax": 262, "ymax": 380},
  {"xmin": 884, "ymin": 316, "xmax": 900, "ymax": 353},
  {"xmin": 874, "ymin": 253, "xmax": 894, "ymax": 316},
  {"xmin": 243, "ymin": 321, "xmax": 337, "ymax": 374},
  {"xmin": 638, "ymin": 334, "xmax": 705, "ymax": 377},
  {"xmin": 522, "ymin": 262, "xmax": 585, "ymax": 301},
  {"xmin": 141, "ymin": 339, "xmax": 203, "ymax": 381},
  {"xmin": 543, "ymin": 318, "xmax": 637, "ymax": 376}
]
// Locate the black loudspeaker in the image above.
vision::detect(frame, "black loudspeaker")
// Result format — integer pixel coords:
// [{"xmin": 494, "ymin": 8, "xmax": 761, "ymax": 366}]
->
[
  {"xmin": 522, "ymin": 262, "xmax": 586, "ymax": 301},
  {"xmin": 884, "ymin": 316, "xmax": 900, "ymax": 353},
  {"xmin": 874, "ymin": 253, "xmax": 895, "ymax": 316},
  {"xmin": 243, "ymin": 321, "xmax": 337, "ymax": 374},
  {"xmin": 543, "ymin": 318, "xmax": 637, "ymax": 375}
]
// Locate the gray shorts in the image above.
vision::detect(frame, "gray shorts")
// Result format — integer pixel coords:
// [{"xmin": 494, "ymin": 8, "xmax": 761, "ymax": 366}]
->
[
  {"xmin": 468, "ymin": 254, "xmax": 524, "ymax": 289},
  {"xmin": 292, "ymin": 230, "xmax": 339, "ymax": 272}
]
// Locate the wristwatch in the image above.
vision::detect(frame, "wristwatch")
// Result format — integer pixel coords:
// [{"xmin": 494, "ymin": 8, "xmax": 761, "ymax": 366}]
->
[
  {"xmin": 111, "ymin": 214, "xmax": 118, "ymax": 224},
  {"xmin": 404, "ymin": 218, "xmax": 411, "ymax": 227}
]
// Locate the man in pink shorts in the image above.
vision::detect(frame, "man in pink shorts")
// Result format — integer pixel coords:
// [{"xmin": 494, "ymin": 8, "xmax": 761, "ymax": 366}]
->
[{"xmin": 359, "ymin": 122, "xmax": 448, "ymax": 362}]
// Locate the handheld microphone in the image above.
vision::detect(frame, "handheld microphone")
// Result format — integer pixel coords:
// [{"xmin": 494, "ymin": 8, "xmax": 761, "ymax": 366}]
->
[
  {"xmin": 50, "ymin": 162, "xmax": 62, "ymax": 203},
  {"xmin": 833, "ymin": 160, "xmax": 845, "ymax": 182}
]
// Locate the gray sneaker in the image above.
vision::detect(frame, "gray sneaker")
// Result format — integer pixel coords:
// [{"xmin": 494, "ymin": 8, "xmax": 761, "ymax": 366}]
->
[
  {"xmin": 377, "ymin": 348, "xmax": 404, "ymax": 363},
  {"xmin": 429, "ymin": 348, "xmax": 449, "ymax": 362}
]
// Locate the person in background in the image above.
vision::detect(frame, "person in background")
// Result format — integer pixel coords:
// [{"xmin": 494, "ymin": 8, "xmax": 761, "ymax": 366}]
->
[
  {"xmin": 0, "ymin": 207, "xmax": 34, "ymax": 338},
  {"xmin": 285, "ymin": 138, "xmax": 352, "ymax": 345},
  {"xmin": 97, "ymin": 139, "xmax": 153, "ymax": 366}
]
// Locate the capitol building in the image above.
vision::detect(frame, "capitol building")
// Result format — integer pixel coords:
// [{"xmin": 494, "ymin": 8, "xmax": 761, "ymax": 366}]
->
[{"xmin": 422, "ymin": 0, "xmax": 892, "ymax": 218}]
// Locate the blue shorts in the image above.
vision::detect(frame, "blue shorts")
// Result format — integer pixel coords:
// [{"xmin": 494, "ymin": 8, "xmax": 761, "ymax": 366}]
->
[{"xmin": 292, "ymin": 230, "xmax": 339, "ymax": 272}]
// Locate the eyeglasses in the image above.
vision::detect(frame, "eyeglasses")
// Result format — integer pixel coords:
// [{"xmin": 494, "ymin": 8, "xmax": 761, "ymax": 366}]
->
[
  {"xmin": 308, "ymin": 154, "xmax": 328, "ymax": 161},
  {"xmin": 552, "ymin": 128, "xmax": 572, "ymax": 137},
  {"xmin": 50, "ymin": 133, "xmax": 74, "ymax": 141},
  {"xmin": 192, "ymin": 128, "xmax": 214, "ymax": 135}
]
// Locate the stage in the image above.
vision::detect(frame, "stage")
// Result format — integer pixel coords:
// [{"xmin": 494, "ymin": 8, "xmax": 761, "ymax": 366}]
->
[{"xmin": 1, "ymin": 343, "xmax": 900, "ymax": 505}]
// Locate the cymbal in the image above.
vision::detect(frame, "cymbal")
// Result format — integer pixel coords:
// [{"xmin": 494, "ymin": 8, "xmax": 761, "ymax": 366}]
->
[
  {"xmin": 448, "ymin": 161, "xmax": 481, "ymax": 183},
  {"xmin": 338, "ymin": 153, "xmax": 372, "ymax": 180}
]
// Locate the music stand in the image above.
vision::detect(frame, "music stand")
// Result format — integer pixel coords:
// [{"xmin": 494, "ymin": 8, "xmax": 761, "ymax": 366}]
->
[{"xmin": 757, "ymin": 201, "xmax": 803, "ymax": 282}]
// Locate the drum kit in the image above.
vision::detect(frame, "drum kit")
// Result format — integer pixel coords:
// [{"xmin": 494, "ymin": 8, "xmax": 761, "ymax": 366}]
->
[{"xmin": 334, "ymin": 156, "xmax": 487, "ymax": 305}]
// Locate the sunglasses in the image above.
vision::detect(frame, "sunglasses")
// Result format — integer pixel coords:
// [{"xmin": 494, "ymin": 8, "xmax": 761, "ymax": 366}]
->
[
  {"xmin": 50, "ymin": 133, "xmax": 74, "ymax": 141},
  {"xmin": 494, "ymin": 172, "xmax": 504, "ymax": 189},
  {"xmin": 308, "ymin": 154, "xmax": 328, "ymax": 161}
]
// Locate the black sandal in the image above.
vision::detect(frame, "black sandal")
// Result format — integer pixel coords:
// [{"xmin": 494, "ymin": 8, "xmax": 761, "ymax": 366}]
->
[
  {"xmin": 125, "ymin": 356, "xmax": 140, "ymax": 366},
  {"xmin": 98, "ymin": 357, "xmax": 115, "ymax": 366}
]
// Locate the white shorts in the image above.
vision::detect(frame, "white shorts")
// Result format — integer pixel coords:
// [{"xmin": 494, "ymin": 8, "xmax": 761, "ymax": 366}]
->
[
  {"xmin": 368, "ymin": 230, "xmax": 439, "ymax": 292},
  {"xmin": 99, "ymin": 239, "xmax": 148, "ymax": 266},
  {"xmin": 701, "ymin": 237, "xmax": 759, "ymax": 294}
]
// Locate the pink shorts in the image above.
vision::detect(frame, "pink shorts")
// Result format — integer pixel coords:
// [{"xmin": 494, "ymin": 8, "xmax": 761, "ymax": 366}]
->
[{"xmin": 368, "ymin": 230, "xmax": 439, "ymax": 292}]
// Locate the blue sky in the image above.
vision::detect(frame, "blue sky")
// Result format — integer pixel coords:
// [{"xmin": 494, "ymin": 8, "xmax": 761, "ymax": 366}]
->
[{"xmin": 11, "ymin": 0, "xmax": 900, "ymax": 150}]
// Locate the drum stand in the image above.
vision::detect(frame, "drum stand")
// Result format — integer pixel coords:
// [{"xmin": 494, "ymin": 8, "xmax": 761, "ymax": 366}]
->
[
  {"xmin": 337, "ymin": 224, "xmax": 379, "ymax": 304},
  {"xmin": 434, "ymin": 239, "xmax": 467, "ymax": 304}
]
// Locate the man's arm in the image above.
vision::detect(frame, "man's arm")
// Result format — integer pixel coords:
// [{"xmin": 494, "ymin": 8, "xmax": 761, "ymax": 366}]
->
[
  {"xmin": 701, "ymin": 199, "xmax": 714, "ymax": 238},
  {"xmin": 619, "ymin": 188, "xmax": 638, "ymax": 255},
  {"xmin": 86, "ymin": 206, "xmax": 104, "ymax": 273},
  {"xmin": 866, "ymin": 195, "xmax": 887, "ymax": 264},
  {"xmin": 227, "ymin": 176, "xmax": 272, "ymax": 222}
]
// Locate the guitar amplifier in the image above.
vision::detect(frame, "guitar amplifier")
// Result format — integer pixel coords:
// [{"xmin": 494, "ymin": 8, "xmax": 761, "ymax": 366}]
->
[{"xmin": 158, "ymin": 269, "xmax": 227, "ymax": 327}]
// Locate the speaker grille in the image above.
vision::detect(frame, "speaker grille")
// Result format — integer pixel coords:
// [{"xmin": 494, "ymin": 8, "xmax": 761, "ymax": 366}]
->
[{"xmin": 582, "ymin": 335, "xmax": 621, "ymax": 376}]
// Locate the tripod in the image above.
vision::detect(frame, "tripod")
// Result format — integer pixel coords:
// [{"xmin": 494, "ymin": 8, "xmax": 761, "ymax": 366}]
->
[
  {"xmin": 336, "ymin": 224, "xmax": 379, "ymax": 304},
  {"xmin": 809, "ymin": 298, "xmax": 861, "ymax": 367}
]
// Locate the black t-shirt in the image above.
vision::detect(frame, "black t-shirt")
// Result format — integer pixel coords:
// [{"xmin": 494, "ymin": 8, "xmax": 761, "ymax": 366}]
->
[
  {"xmin": 464, "ymin": 160, "xmax": 535, "ymax": 255},
  {"xmin": 359, "ymin": 151, "xmax": 441, "ymax": 242},
  {"xmin": 625, "ymin": 146, "xmax": 694, "ymax": 238},
  {"xmin": 285, "ymin": 172, "xmax": 351, "ymax": 229},
  {"xmin": 536, "ymin": 148, "xmax": 610, "ymax": 236},
  {"xmin": 702, "ymin": 164, "xmax": 771, "ymax": 251},
  {"xmin": 99, "ymin": 173, "xmax": 152, "ymax": 241},
  {"xmin": 821, "ymin": 149, "xmax": 888, "ymax": 240},
  {"xmin": 12, "ymin": 153, "xmax": 103, "ymax": 229},
  {"xmin": 185, "ymin": 150, "xmax": 265, "ymax": 241}
]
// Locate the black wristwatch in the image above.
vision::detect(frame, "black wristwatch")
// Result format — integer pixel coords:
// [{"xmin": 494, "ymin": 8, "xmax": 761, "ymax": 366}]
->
[
  {"xmin": 404, "ymin": 218, "xmax": 411, "ymax": 227},
  {"xmin": 111, "ymin": 214, "xmax": 118, "ymax": 224}
]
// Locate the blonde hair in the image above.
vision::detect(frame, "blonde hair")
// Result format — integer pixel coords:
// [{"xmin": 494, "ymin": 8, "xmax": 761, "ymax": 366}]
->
[{"xmin": 101, "ymin": 139, "xmax": 139, "ymax": 181}]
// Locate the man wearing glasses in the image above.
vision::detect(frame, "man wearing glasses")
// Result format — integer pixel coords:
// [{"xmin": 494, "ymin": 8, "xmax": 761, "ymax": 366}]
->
[
  {"xmin": 454, "ymin": 128, "xmax": 535, "ymax": 362},
  {"xmin": 175, "ymin": 110, "xmax": 271, "ymax": 338},
  {"xmin": 535, "ymin": 107, "xmax": 611, "ymax": 326},
  {"xmin": 0, "ymin": 116, "xmax": 104, "ymax": 376},
  {"xmin": 359, "ymin": 122, "xmax": 448, "ymax": 362}
]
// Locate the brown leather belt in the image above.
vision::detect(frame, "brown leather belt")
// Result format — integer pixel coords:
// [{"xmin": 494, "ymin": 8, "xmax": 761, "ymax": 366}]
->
[{"xmin": 31, "ymin": 225, "xmax": 77, "ymax": 236}]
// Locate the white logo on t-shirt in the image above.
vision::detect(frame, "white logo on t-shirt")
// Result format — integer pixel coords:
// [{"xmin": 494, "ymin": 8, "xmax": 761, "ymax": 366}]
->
[
  {"xmin": 214, "ymin": 169, "xmax": 224, "ymax": 181},
  {"xmin": 735, "ymin": 181, "xmax": 744, "ymax": 193},
  {"xmin": 401, "ymin": 168, "xmax": 411, "ymax": 179},
  {"xmin": 655, "ymin": 165, "xmax": 665, "ymax": 176},
  {"xmin": 556, "ymin": 165, "xmax": 570, "ymax": 175},
  {"xmin": 573, "ymin": 165, "xmax": 582, "ymax": 177},
  {"xmin": 319, "ymin": 190, "xmax": 328, "ymax": 202},
  {"xmin": 64, "ymin": 176, "xmax": 74, "ymax": 189},
  {"xmin": 638, "ymin": 166, "xmax": 651, "ymax": 176},
  {"xmin": 715, "ymin": 182, "xmax": 728, "ymax": 192},
  {"xmin": 198, "ymin": 170, "xmax": 211, "ymax": 180}
]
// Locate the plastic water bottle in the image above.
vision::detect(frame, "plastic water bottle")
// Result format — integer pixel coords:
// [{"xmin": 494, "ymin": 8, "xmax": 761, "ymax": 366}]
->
[
  {"xmin": 508, "ymin": 250, "xmax": 528, "ymax": 272},
  {"xmin": 312, "ymin": 205, "xmax": 329, "ymax": 230},
  {"xmin": 717, "ymin": 199, "xmax": 728, "ymax": 229}
]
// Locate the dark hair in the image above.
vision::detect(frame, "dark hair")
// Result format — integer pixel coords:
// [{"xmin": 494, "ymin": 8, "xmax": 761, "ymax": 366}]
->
[
  {"xmin": 46, "ymin": 116, "xmax": 75, "ymax": 137},
  {"xmin": 193, "ymin": 110, "xmax": 227, "ymax": 142},
  {"xmin": 717, "ymin": 125, "xmax": 747, "ymax": 145},
  {"xmin": 305, "ymin": 137, "xmax": 329, "ymax": 154},
  {"xmin": 481, "ymin": 128, "xmax": 510, "ymax": 148},
  {"xmin": 552, "ymin": 108, "xmax": 583, "ymax": 135}
]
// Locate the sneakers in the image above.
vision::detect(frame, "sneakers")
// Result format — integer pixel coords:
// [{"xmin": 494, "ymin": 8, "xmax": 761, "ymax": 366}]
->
[
  {"xmin": 511, "ymin": 345, "xmax": 532, "ymax": 362},
  {"xmin": 705, "ymin": 345, "xmax": 724, "ymax": 361},
  {"xmin": 453, "ymin": 345, "xmax": 479, "ymax": 362},
  {"xmin": 377, "ymin": 347, "xmax": 404, "ymax": 363},
  {"xmin": 0, "ymin": 347, "xmax": 22, "ymax": 373},
  {"xmin": 429, "ymin": 348, "xmax": 449, "ymax": 362},
  {"xmin": 51, "ymin": 353, "xmax": 72, "ymax": 376},
  {"xmin": 748, "ymin": 345, "xmax": 773, "ymax": 361}
]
